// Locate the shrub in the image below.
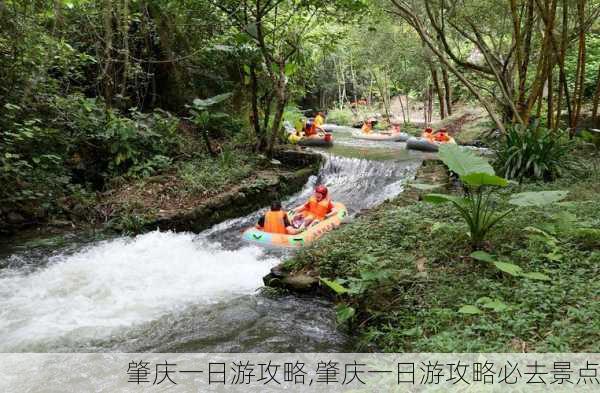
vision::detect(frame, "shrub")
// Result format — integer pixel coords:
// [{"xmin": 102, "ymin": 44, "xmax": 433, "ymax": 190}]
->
[
  {"xmin": 494, "ymin": 123, "xmax": 575, "ymax": 182},
  {"xmin": 326, "ymin": 108, "xmax": 354, "ymax": 126}
]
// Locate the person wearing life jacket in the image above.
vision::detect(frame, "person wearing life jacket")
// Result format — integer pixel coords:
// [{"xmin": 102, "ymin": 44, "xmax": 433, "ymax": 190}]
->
[
  {"xmin": 314, "ymin": 112, "xmax": 325, "ymax": 128},
  {"xmin": 294, "ymin": 185, "xmax": 336, "ymax": 228},
  {"xmin": 361, "ymin": 118, "xmax": 374, "ymax": 134},
  {"xmin": 433, "ymin": 128, "xmax": 451, "ymax": 143},
  {"xmin": 257, "ymin": 201, "xmax": 299, "ymax": 235},
  {"xmin": 304, "ymin": 118, "xmax": 318, "ymax": 137},
  {"xmin": 421, "ymin": 127, "xmax": 434, "ymax": 140}
]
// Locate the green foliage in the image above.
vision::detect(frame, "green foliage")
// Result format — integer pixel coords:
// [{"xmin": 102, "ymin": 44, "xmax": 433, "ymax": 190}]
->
[
  {"xmin": 471, "ymin": 251, "xmax": 551, "ymax": 281},
  {"xmin": 286, "ymin": 170, "xmax": 600, "ymax": 352},
  {"xmin": 178, "ymin": 150, "xmax": 257, "ymax": 196},
  {"xmin": 495, "ymin": 124, "xmax": 576, "ymax": 182},
  {"xmin": 325, "ymin": 108, "xmax": 354, "ymax": 126},
  {"xmin": 437, "ymin": 143, "xmax": 494, "ymax": 177},
  {"xmin": 425, "ymin": 144, "xmax": 567, "ymax": 248},
  {"xmin": 579, "ymin": 130, "xmax": 600, "ymax": 150}
]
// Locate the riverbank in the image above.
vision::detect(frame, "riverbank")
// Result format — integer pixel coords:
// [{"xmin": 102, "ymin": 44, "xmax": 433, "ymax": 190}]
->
[
  {"xmin": 0, "ymin": 146, "xmax": 323, "ymax": 237},
  {"xmin": 280, "ymin": 150, "xmax": 600, "ymax": 352}
]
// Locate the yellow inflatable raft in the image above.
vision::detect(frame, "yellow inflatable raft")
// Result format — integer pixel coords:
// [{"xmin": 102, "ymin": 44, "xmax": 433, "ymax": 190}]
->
[{"xmin": 242, "ymin": 202, "xmax": 347, "ymax": 248}]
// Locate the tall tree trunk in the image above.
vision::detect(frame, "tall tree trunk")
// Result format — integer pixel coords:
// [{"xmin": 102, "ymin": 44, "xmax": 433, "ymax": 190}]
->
[
  {"xmin": 102, "ymin": 0, "xmax": 114, "ymax": 107},
  {"xmin": 120, "ymin": 0, "xmax": 130, "ymax": 99},
  {"xmin": 249, "ymin": 64, "xmax": 262, "ymax": 150},
  {"xmin": 592, "ymin": 64, "xmax": 600, "ymax": 124},
  {"xmin": 267, "ymin": 64, "xmax": 287, "ymax": 156},
  {"xmin": 430, "ymin": 65, "xmax": 446, "ymax": 119},
  {"xmin": 391, "ymin": 2, "xmax": 506, "ymax": 132},
  {"xmin": 398, "ymin": 94, "xmax": 407, "ymax": 124},
  {"xmin": 53, "ymin": 0, "xmax": 63, "ymax": 33},
  {"xmin": 513, "ymin": 0, "xmax": 535, "ymax": 118},
  {"xmin": 547, "ymin": 66, "xmax": 554, "ymax": 130},
  {"xmin": 554, "ymin": 0, "xmax": 572, "ymax": 129},
  {"xmin": 570, "ymin": 0, "xmax": 586, "ymax": 131},
  {"xmin": 441, "ymin": 68, "xmax": 452, "ymax": 116}
]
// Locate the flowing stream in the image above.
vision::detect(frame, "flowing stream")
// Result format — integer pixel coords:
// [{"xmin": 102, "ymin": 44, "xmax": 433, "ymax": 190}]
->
[{"xmin": 0, "ymin": 130, "xmax": 425, "ymax": 353}]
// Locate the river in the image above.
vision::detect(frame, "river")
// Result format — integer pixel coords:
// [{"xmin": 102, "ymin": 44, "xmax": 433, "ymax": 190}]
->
[{"xmin": 0, "ymin": 127, "xmax": 428, "ymax": 352}]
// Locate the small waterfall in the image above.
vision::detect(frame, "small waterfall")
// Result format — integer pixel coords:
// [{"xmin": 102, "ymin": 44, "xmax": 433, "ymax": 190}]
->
[{"xmin": 0, "ymin": 151, "xmax": 421, "ymax": 352}]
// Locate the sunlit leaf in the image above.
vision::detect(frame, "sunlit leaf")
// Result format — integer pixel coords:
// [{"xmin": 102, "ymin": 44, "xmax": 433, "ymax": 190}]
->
[
  {"xmin": 493, "ymin": 261, "xmax": 523, "ymax": 276},
  {"xmin": 470, "ymin": 251, "xmax": 496, "ymax": 263},
  {"xmin": 508, "ymin": 191, "xmax": 568, "ymax": 207},
  {"xmin": 423, "ymin": 193, "xmax": 467, "ymax": 205},
  {"xmin": 481, "ymin": 299, "xmax": 510, "ymax": 312},
  {"xmin": 438, "ymin": 144, "xmax": 494, "ymax": 177},
  {"xmin": 458, "ymin": 305, "xmax": 482, "ymax": 314},
  {"xmin": 461, "ymin": 172, "xmax": 508, "ymax": 187},
  {"xmin": 320, "ymin": 277, "xmax": 348, "ymax": 295},
  {"xmin": 520, "ymin": 272, "xmax": 551, "ymax": 281},
  {"xmin": 336, "ymin": 304, "xmax": 355, "ymax": 323}
]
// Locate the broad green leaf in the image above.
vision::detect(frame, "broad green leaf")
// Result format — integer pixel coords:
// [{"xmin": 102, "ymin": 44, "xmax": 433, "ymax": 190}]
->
[
  {"xmin": 481, "ymin": 300, "xmax": 510, "ymax": 312},
  {"xmin": 192, "ymin": 93, "xmax": 232, "ymax": 109},
  {"xmin": 423, "ymin": 193, "xmax": 467, "ymax": 205},
  {"xmin": 336, "ymin": 304, "xmax": 355, "ymax": 323},
  {"xmin": 458, "ymin": 305, "xmax": 482, "ymax": 314},
  {"xmin": 320, "ymin": 278, "xmax": 348, "ymax": 295},
  {"xmin": 508, "ymin": 191, "xmax": 568, "ymax": 207},
  {"xmin": 461, "ymin": 172, "xmax": 508, "ymax": 187},
  {"xmin": 520, "ymin": 272, "xmax": 551, "ymax": 281},
  {"xmin": 476, "ymin": 296, "xmax": 493, "ymax": 304},
  {"xmin": 410, "ymin": 183, "xmax": 444, "ymax": 191},
  {"xmin": 285, "ymin": 62, "xmax": 298, "ymax": 76},
  {"xmin": 438, "ymin": 144, "xmax": 494, "ymax": 177},
  {"xmin": 493, "ymin": 261, "xmax": 523, "ymax": 276},
  {"xmin": 470, "ymin": 251, "xmax": 496, "ymax": 263}
]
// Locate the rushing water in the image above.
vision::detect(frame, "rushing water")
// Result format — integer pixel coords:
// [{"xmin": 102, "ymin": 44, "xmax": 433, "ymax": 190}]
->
[{"xmin": 0, "ymin": 134, "xmax": 423, "ymax": 353}]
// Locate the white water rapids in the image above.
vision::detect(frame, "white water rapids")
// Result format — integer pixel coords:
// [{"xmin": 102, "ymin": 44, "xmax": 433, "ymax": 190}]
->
[{"xmin": 0, "ymin": 149, "xmax": 422, "ymax": 352}]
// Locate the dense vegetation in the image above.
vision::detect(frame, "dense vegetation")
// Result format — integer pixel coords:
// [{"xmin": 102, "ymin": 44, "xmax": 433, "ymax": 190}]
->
[
  {"xmin": 2, "ymin": 0, "xmax": 599, "ymax": 232},
  {"xmin": 287, "ymin": 149, "xmax": 599, "ymax": 352}
]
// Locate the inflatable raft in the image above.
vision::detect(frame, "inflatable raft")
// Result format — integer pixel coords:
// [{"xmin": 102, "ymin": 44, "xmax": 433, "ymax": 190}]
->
[
  {"xmin": 406, "ymin": 136, "xmax": 456, "ymax": 152},
  {"xmin": 242, "ymin": 202, "xmax": 348, "ymax": 249},
  {"xmin": 288, "ymin": 132, "xmax": 333, "ymax": 147},
  {"xmin": 352, "ymin": 131, "xmax": 410, "ymax": 142}
]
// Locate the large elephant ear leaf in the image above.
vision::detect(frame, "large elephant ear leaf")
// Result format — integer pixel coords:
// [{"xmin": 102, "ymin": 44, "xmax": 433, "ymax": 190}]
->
[
  {"xmin": 462, "ymin": 173, "xmax": 509, "ymax": 187},
  {"xmin": 438, "ymin": 144, "xmax": 495, "ymax": 177},
  {"xmin": 423, "ymin": 194, "xmax": 468, "ymax": 205},
  {"xmin": 508, "ymin": 191, "xmax": 569, "ymax": 207}
]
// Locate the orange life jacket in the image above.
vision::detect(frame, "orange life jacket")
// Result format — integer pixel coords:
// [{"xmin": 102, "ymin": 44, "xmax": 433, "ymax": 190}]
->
[
  {"xmin": 305, "ymin": 122, "xmax": 317, "ymax": 136},
  {"xmin": 434, "ymin": 132, "xmax": 450, "ymax": 142},
  {"xmin": 306, "ymin": 196, "xmax": 331, "ymax": 219},
  {"xmin": 263, "ymin": 210, "xmax": 287, "ymax": 234},
  {"xmin": 361, "ymin": 123, "xmax": 372, "ymax": 134}
]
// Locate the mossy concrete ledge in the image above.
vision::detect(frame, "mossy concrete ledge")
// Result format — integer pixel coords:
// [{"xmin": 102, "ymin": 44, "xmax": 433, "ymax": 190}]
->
[{"xmin": 148, "ymin": 148, "xmax": 323, "ymax": 233}]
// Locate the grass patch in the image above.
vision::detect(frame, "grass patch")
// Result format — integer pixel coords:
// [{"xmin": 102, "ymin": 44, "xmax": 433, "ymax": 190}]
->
[
  {"xmin": 284, "ymin": 155, "xmax": 600, "ymax": 352},
  {"xmin": 178, "ymin": 150, "xmax": 259, "ymax": 196}
]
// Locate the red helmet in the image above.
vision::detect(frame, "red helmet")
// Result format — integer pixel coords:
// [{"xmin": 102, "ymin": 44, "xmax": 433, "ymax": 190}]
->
[
  {"xmin": 425, "ymin": 127, "xmax": 433, "ymax": 133},
  {"xmin": 315, "ymin": 185, "xmax": 328, "ymax": 196}
]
